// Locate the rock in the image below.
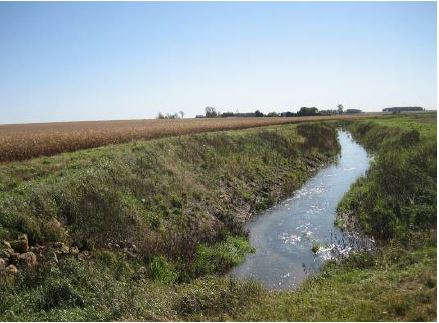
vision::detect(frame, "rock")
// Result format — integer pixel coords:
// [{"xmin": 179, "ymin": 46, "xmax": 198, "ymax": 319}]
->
[
  {"xmin": 30, "ymin": 245, "xmax": 45, "ymax": 258},
  {"xmin": 0, "ymin": 258, "xmax": 6, "ymax": 270},
  {"xmin": 8, "ymin": 253, "xmax": 20, "ymax": 265},
  {"xmin": 53, "ymin": 242, "xmax": 70, "ymax": 254},
  {"xmin": 10, "ymin": 236, "xmax": 29, "ymax": 253},
  {"xmin": 70, "ymin": 246, "xmax": 79, "ymax": 255},
  {"xmin": 5, "ymin": 264, "xmax": 18, "ymax": 275},
  {"xmin": 2, "ymin": 241, "xmax": 11, "ymax": 249},
  {"xmin": 0, "ymin": 247, "xmax": 14, "ymax": 258},
  {"xmin": 18, "ymin": 234, "xmax": 28, "ymax": 241},
  {"xmin": 18, "ymin": 252, "xmax": 37, "ymax": 268}
]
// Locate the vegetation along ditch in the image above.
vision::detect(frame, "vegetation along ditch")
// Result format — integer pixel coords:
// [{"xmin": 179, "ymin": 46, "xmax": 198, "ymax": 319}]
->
[{"xmin": 0, "ymin": 114, "xmax": 436, "ymax": 321}]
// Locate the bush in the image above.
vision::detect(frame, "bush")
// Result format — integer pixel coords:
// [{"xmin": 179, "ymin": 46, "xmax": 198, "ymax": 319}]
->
[
  {"xmin": 39, "ymin": 278, "xmax": 85, "ymax": 310},
  {"xmin": 193, "ymin": 235, "xmax": 255, "ymax": 276},
  {"xmin": 148, "ymin": 256, "xmax": 178, "ymax": 284}
]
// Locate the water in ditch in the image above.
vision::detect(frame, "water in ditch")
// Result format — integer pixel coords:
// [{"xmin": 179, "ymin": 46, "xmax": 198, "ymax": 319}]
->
[{"xmin": 230, "ymin": 130, "xmax": 373, "ymax": 290}]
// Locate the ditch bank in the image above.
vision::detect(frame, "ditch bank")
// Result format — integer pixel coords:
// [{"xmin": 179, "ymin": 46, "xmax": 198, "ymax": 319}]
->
[{"xmin": 0, "ymin": 122, "xmax": 340, "ymax": 280}]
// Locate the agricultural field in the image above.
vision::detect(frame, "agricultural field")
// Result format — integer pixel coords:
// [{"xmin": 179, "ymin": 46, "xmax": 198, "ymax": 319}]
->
[{"xmin": 0, "ymin": 114, "xmax": 381, "ymax": 162}]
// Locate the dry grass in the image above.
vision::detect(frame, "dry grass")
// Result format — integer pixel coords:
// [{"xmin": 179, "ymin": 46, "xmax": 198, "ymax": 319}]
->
[{"xmin": 0, "ymin": 114, "xmax": 381, "ymax": 162}]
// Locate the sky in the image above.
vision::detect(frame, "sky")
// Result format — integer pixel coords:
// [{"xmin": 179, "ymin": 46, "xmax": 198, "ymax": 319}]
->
[{"xmin": 0, "ymin": 1, "xmax": 436, "ymax": 124}]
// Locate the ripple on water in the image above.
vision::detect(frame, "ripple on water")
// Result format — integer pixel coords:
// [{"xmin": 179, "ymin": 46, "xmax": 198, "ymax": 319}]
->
[
  {"xmin": 279, "ymin": 232, "xmax": 301, "ymax": 245},
  {"xmin": 306, "ymin": 204, "xmax": 326, "ymax": 215},
  {"xmin": 230, "ymin": 130, "xmax": 373, "ymax": 290}
]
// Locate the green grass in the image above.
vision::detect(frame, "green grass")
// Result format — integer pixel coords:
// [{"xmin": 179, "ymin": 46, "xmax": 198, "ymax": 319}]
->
[
  {"xmin": 233, "ymin": 241, "xmax": 436, "ymax": 322},
  {"xmin": 0, "ymin": 121, "xmax": 342, "ymax": 321},
  {"xmin": 1, "ymin": 234, "xmax": 434, "ymax": 321},
  {"xmin": 0, "ymin": 115, "xmax": 436, "ymax": 321},
  {"xmin": 0, "ymin": 122, "xmax": 339, "ymax": 260},
  {"xmin": 337, "ymin": 114, "xmax": 436, "ymax": 240}
]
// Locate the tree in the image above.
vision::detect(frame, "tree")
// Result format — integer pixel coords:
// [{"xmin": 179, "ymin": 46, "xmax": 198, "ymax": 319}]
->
[
  {"xmin": 255, "ymin": 110, "xmax": 264, "ymax": 117},
  {"xmin": 179, "ymin": 110, "xmax": 184, "ymax": 119},
  {"xmin": 297, "ymin": 107, "xmax": 319, "ymax": 116},
  {"xmin": 337, "ymin": 104, "xmax": 344, "ymax": 115},
  {"xmin": 166, "ymin": 112, "xmax": 178, "ymax": 119},
  {"xmin": 221, "ymin": 111, "xmax": 235, "ymax": 118},
  {"xmin": 205, "ymin": 106, "xmax": 218, "ymax": 118},
  {"xmin": 157, "ymin": 112, "xmax": 165, "ymax": 119}
]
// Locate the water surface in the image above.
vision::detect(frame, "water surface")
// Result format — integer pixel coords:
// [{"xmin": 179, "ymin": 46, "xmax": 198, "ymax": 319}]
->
[{"xmin": 230, "ymin": 130, "xmax": 371, "ymax": 290}]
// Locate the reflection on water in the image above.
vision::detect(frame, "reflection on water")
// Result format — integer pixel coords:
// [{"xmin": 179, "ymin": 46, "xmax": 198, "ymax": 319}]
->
[{"xmin": 230, "ymin": 130, "xmax": 373, "ymax": 290}]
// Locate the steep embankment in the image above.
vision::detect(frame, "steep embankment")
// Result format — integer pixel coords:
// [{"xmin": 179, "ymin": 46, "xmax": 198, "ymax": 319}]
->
[{"xmin": 0, "ymin": 122, "xmax": 340, "ymax": 321}]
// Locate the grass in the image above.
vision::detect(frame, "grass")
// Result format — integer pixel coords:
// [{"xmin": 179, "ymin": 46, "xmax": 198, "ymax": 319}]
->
[
  {"xmin": 0, "ymin": 114, "xmax": 379, "ymax": 162},
  {"xmin": 0, "ymin": 234, "xmax": 434, "ymax": 321},
  {"xmin": 0, "ymin": 122, "xmax": 340, "ymax": 280},
  {"xmin": 233, "ymin": 241, "xmax": 436, "ymax": 322},
  {"xmin": 0, "ymin": 114, "xmax": 436, "ymax": 321},
  {"xmin": 337, "ymin": 113, "xmax": 436, "ymax": 240}
]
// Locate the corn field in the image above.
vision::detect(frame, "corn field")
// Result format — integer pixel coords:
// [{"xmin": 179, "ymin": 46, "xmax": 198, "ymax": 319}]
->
[{"xmin": 0, "ymin": 114, "xmax": 379, "ymax": 162}]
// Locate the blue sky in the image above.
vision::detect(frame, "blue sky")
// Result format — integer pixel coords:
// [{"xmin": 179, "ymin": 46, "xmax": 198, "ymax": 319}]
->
[{"xmin": 0, "ymin": 1, "xmax": 436, "ymax": 124}]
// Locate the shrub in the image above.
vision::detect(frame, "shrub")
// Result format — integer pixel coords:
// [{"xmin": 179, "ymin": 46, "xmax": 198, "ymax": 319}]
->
[
  {"xmin": 193, "ymin": 235, "xmax": 255, "ymax": 276},
  {"xmin": 148, "ymin": 256, "xmax": 178, "ymax": 284},
  {"xmin": 39, "ymin": 278, "xmax": 85, "ymax": 310}
]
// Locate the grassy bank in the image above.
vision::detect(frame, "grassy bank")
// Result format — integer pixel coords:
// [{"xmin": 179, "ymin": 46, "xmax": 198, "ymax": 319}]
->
[
  {"xmin": 231, "ymin": 114, "xmax": 436, "ymax": 321},
  {"xmin": 0, "ymin": 122, "xmax": 340, "ymax": 320},
  {"xmin": 0, "ymin": 115, "xmax": 435, "ymax": 321},
  {"xmin": 232, "ymin": 114, "xmax": 436, "ymax": 321},
  {"xmin": 337, "ymin": 114, "xmax": 436, "ymax": 240}
]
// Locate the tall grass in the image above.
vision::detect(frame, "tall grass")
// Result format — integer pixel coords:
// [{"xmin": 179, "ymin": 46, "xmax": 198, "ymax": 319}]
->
[{"xmin": 337, "ymin": 116, "xmax": 436, "ymax": 241}]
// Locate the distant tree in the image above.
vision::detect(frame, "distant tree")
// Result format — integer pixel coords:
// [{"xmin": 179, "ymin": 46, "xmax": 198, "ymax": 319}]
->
[
  {"xmin": 337, "ymin": 104, "xmax": 344, "ymax": 115},
  {"xmin": 167, "ymin": 112, "xmax": 179, "ymax": 119},
  {"xmin": 179, "ymin": 110, "xmax": 184, "ymax": 119},
  {"xmin": 281, "ymin": 111, "xmax": 297, "ymax": 117},
  {"xmin": 320, "ymin": 109, "xmax": 337, "ymax": 115},
  {"xmin": 157, "ymin": 112, "xmax": 181, "ymax": 119},
  {"xmin": 255, "ymin": 110, "xmax": 264, "ymax": 117},
  {"xmin": 221, "ymin": 111, "xmax": 235, "ymax": 118},
  {"xmin": 205, "ymin": 106, "xmax": 219, "ymax": 118},
  {"xmin": 297, "ymin": 107, "xmax": 319, "ymax": 116}
]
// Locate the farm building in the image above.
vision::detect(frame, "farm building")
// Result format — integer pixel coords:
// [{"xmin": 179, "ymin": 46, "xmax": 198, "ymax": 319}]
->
[
  {"xmin": 346, "ymin": 109, "xmax": 362, "ymax": 114},
  {"xmin": 383, "ymin": 107, "xmax": 424, "ymax": 113}
]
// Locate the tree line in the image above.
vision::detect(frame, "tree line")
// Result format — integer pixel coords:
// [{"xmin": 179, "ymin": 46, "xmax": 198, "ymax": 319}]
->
[
  {"xmin": 156, "ymin": 104, "xmax": 363, "ymax": 119},
  {"xmin": 200, "ymin": 104, "xmax": 349, "ymax": 118}
]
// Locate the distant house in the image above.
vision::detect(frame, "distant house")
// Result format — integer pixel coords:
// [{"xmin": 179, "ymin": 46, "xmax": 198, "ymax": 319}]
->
[
  {"xmin": 195, "ymin": 115, "xmax": 205, "ymax": 118},
  {"xmin": 383, "ymin": 107, "xmax": 424, "ymax": 113},
  {"xmin": 346, "ymin": 109, "xmax": 362, "ymax": 114}
]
